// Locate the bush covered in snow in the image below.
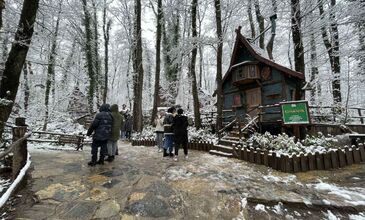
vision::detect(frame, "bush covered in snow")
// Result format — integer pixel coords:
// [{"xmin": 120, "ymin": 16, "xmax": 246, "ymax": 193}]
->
[
  {"xmin": 132, "ymin": 125, "xmax": 218, "ymax": 143},
  {"xmin": 245, "ymin": 132, "xmax": 347, "ymax": 156}
]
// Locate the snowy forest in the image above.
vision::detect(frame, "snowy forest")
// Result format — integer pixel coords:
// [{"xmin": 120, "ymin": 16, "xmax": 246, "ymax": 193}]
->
[{"xmin": 0, "ymin": 0, "xmax": 364, "ymax": 135}]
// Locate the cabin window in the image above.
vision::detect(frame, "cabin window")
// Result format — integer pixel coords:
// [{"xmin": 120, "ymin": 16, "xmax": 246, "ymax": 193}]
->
[
  {"xmin": 234, "ymin": 65, "xmax": 259, "ymax": 83},
  {"xmin": 233, "ymin": 94, "xmax": 241, "ymax": 106}
]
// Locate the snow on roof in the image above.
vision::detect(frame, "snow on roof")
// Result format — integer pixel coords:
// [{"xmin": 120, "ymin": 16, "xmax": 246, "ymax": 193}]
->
[{"xmin": 248, "ymin": 41, "xmax": 270, "ymax": 60}]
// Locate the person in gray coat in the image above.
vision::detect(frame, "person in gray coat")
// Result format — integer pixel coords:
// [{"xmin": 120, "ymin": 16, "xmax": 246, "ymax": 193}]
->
[{"xmin": 107, "ymin": 104, "xmax": 123, "ymax": 162}]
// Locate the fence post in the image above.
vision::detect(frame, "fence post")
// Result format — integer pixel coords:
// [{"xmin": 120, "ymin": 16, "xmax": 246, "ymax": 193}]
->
[{"xmin": 12, "ymin": 117, "xmax": 28, "ymax": 180}]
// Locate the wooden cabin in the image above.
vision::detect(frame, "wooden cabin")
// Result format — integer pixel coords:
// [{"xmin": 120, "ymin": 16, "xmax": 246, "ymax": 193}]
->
[{"xmin": 222, "ymin": 27, "xmax": 305, "ymax": 133}]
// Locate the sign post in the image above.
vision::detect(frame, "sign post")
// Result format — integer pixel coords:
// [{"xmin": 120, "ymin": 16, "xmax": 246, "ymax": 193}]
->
[{"xmin": 280, "ymin": 101, "xmax": 310, "ymax": 139}]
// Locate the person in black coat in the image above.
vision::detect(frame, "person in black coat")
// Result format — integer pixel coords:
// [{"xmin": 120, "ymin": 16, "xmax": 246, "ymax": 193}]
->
[
  {"xmin": 173, "ymin": 108, "xmax": 189, "ymax": 161},
  {"xmin": 86, "ymin": 104, "xmax": 113, "ymax": 166}
]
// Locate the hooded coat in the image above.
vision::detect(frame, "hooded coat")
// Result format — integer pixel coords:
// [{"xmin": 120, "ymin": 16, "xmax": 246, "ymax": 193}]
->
[
  {"xmin": 110, "ymin": 104, "xmax": 124, "ymax": 141},
  {"xmin": 87, "ymin": 104, "xmax": 113, "ymax": 141},
  {"xmin": 173, "ymin": 114, "xmax": 188, "ymax": 143}
]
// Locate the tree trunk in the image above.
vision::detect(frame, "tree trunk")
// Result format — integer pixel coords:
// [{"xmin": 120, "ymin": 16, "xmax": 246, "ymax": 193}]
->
[
  {"xmin": 132, "ymin": 0, "xmax": 144, "ymax": 132},
  {"xmin": 254, "ymin": 0, "xmax": 265, "ymax": 49},
  {"xmin": 309, "ymin": 32, "xmax": 319, "ymax": 105},
  {"xmin": 247, "ymin": 0, "xmax": 256, "ymax": 38},
  {"xmin": 81, "ymin": 0, "xmax": 96, "ymax": 113},
  {"xmin": 23, "ymin": 62, "xmax": 30, "ymax": 115},
  {"xmin": 190, "ymin": 0, "xmax": 201, "ymax": 129},
  {"xmin": 266, "ymin": 0, "xmax": 277, "ymax": 60},
  {"xmin": 318, "ymin": 0, "xmax": 341, "ymax": 105},
  {"xmin": 291, "ymin": 0, "xmax": 305, "ymax": 74},
  {"xmin": 0, "ymin": 0, "xmax": 40, "ymax": 139},
  {"xmin": 43, "ymin": 2, "xmax": 62, "ymax": 131},
  {"xmin": 151, "ymin": 0, "xmax": 163, "ymax": 125},
  {"xmin": 0, "ymin": 0, "xmax": 4, "ymax": 31},
  {"xmin": 214, "ymin": 0, "xmax": 223, "ymax": 131},
  {"xmin": 103, "ymin": 0, "xmax": 111, "ymax": 104}
]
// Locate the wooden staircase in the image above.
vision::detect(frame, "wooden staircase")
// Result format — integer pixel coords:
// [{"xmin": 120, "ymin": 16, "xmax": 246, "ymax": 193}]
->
[{"xmin": 210, "ymin": 116, "xmax": 259, "ymax": 158}]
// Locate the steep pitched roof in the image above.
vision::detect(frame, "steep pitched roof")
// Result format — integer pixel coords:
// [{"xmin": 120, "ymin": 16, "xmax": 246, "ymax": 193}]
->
[{"xmin": 222, "ymin": 27, "xmax": 305, "ymax": 84}]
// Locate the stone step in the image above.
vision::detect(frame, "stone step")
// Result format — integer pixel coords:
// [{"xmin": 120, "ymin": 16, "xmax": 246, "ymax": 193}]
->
[
  {"xmin": 214, "ymin": 144, "xmax": 233, "ymax": 154},
  {"xmin": 222, "ymin": 136, "xmax": 241, "ymax": 141},
  {"xmin": 209, "ymin": 150, "xmax": 233, "ymax": 158},
  {"xmin": 218, "ymin": 138, "xmax": 241, "ymax": 146}
]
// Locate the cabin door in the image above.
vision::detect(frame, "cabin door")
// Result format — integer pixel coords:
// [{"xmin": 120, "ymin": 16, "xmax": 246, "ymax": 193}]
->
[{"xmin": 246, "ymin": 87, "xmax": 261, "ymax": 118}]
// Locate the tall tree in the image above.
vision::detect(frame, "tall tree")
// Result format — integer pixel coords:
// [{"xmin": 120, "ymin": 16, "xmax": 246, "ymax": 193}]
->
[
  {"xmin": 132, "ymin": 0, "xmax": 144, "ymax": 132},
  {"xmin": 266, "ymin": 0, "xmax": 277, "ymax": 60},
  {"xmin": 161, "ymin": 4, "xmax": 180, "ymax": 105},
  {"xmin": 318, "ymin": 0, "xmax": 341, "ymax": 105},
  {"xmin": 291, "ymin": 0, "xmax": 305, "ymax": 74},
  {"xmin": 151, "ymin": 0, "xmax": 163, "ymax": 125},
  {"xmin": 247, "ymin": 0, "xmax": 256, "ymax": 39},
  {"xmin": 254, "ymin": 0, "xmax": 265, "ymax": 49},
  {"xmin": 81, "ymin": 0, "xmax": 96, "ymax": 113},
  {"xmin": 0, "ymin": 0, "xmax": 4, "ymax": 31},
  {"xmin": 91, "ymin": 0, "xmax": 102, "ymax": 107},
  {"xmin": 43, "ymin": 1, "xmax": 62, "ymax": 131},
  {"xmin": 190, "ymin": 0, "xmax": 202, "ymax": 129},
  {"xmin": 214, "ymin": 0, "xmax": 223, "ymax": 130},
  {"xmin": 0, "ymin": 0, "xmax": 40, "ymax": 139},
  {"xmin": 102, "ymin": 0, "xmax": 112, "ymax": 104},
  {"xmin": 23, "ymin": 62, "xmax": 30, "ymax": 115}
]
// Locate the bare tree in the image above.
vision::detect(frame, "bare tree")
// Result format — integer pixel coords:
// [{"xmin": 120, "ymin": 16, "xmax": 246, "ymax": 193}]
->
[
  {"xmin": 318, "ymin": 0, "xmax": 342, "ymax": 106},
  {"xmin": 190, "ymin": 0, "xmax": 202, "ymax": 129},
  {"xmin": 43, "ymin": 1, "xmax": 62, "ymax": 131},
  {"xmin": 82, "ymin": 0, "xmax": 97, "ymax": 113},
  {"xmin": 151, "ymin": 0, "xmax": 163, "ymax": 125},
  {"xmin": 291, "ymin": 0, "xmax": 305, "ymax": 76},
  {"xmin": 0, "ymin": 0, "xmax": 40, "ymax": 139},
  {"xmin": 266, "ymin": 0, "xmax": 277, "ymax": 60},
  {"xmin": 248, "ymin": 0, "xmax": 256, "ymax": 38},
  {"xmin": 132, "ymin": 0, "xmax": 144, "ymax": 132},
  {"xmin": 214, "ymin": 0, "xmax": 223, "ymax": 130},
  {"xmin": 254, "ymin": 0, "xmax": 265, "ymax": 49},
  {"xmin": 103, "ymin": 0, "xmax": 112, "ymax": 104}
]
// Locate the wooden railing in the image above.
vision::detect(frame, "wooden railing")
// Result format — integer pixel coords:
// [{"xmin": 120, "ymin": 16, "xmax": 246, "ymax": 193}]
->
[{"xmin": 0, "ymin": 117, "xmax": 30, "ymax": 179}]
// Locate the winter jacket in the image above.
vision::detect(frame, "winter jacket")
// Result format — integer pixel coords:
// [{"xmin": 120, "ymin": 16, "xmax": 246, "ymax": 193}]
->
[
  {"xmin": 173, "ymin": 114, "xmax": 188, "ymax": 143},
  {"xmin": 155, "ymin": 116, "xmax": 164, "ymax": 133},
  {"xmin": 110, "ymin": 104, "xmax": 124, "ymax": 141},
  {"xmin": 87, "ymin": 104, "xmax": 113, "ymax": 141},
  {"xmin": 124, "ymin": 115, "xmax": 133, "ymax": 132},
  {"xmin": 163, "ymin": 113, "xmax": 174, "ymax": 135}
]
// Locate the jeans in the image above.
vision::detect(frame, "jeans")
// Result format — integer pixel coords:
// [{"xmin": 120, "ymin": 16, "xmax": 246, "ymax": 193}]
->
[
  {"xmin": 164, "ymin": 135, "xmax": 174, "ymax": 153},
  {"xmin": 121, "ymin": 131, "xmax": 126, "ymax": 140},
  {"xmin": 107, "ymin": 140, "xmax": 118, "ymax": 156},
  {"xmin": 91, "ymin": 140, "xmax": 108, "ymax": 162},
  {"xmin": 156, "ymin": 132, "xmax": 164, "ymax": 149},
  {"xmin": 174, "ymin": 141, "xmax": 188, "ymax": 156}
]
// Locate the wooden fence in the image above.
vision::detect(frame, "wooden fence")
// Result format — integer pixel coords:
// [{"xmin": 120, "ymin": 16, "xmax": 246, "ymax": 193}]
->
[
  {"xmin": 0, "ymin": 117, "xmax": 31, "ymax": 209},
  {"xmin": 132, "ymin": 138, "xmax": 365, "ymax": 173}
]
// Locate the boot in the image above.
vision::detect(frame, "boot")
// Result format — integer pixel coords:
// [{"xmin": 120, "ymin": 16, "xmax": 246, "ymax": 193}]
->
[
  {"xmin": 97, "ymin": 156, "xmax": 105, "ymax": 165},
  {"xmin": 88, "ymin": 161, "xmax": 96, "ymax": 166},
  {"xmin": 107, "ymin": 156, "xmax": 114, "ymax": 162},
  {"xmin": 163, "ymin": 149, "xmax": 168, "ymax": 157}
]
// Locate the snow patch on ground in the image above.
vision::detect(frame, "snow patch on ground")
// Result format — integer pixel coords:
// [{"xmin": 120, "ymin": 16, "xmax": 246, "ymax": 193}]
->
[
  {"xmin": 262, "ymin": 171, "xmax": 297, "ymax": 184},
  {"xmin": 28, "ymin": 142, "xmax": 77, "ymax": 152},
  {"xmin": 325, "ymin": 210, "xmax": 340, "ymax": 220},
  {"xmin": 254, "ymin": 204, "xmax": 267, "ymax": 212},
  {"xmin": 0, "ymin": 179, "xmax": 10, "ymax": 194},
  {"xmin": 309, "ymin": 181, "xmax": 365, "ymax": 206},
  {"xmin": 349, "ymin": 212, "xmax": 365, "ymax": 220}
]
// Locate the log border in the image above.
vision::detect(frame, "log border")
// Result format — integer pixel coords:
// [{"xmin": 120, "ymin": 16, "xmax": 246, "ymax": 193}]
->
[{"xmin": 131, "ymin": 138, "xmax": 365, "ymax": 173}]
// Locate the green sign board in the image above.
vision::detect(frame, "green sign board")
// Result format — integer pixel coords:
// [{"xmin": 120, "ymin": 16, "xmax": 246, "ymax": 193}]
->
[{"xmin": 281, "ymin": 101, "xmax": 310, "ymax": 125}]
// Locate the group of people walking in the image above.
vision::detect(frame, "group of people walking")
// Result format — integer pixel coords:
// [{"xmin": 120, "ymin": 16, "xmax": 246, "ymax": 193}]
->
[
  {"xmin": 87, "ymin": 104, "xmax": 189, "ymax": 166},
  {"xmin": 155, "ymin": 106, "xmax": 189, "ymax": 161},
  {"xmin": 86, "ymin": 103, "xmax": 132, "ymax": 166}
]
